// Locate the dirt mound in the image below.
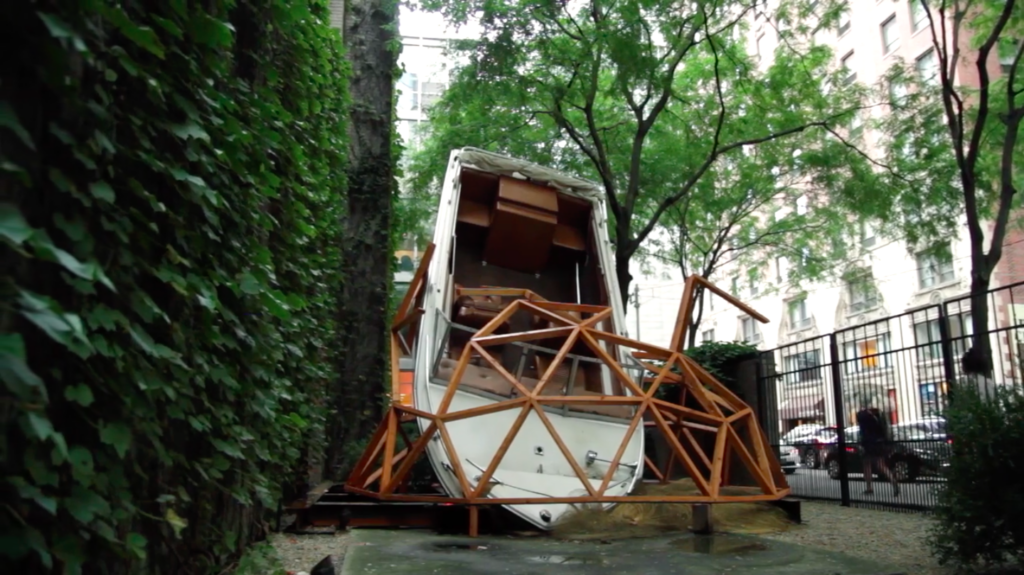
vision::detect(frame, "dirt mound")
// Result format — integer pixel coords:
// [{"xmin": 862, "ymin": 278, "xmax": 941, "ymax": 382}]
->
[{"xmin": 552, "ymin": 479, "xmax": 794, "ymax": 541}]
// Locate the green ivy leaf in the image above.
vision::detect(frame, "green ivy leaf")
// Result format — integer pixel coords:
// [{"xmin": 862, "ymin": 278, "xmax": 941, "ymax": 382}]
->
[
  {"xmin": 239, "ymin": 272, "xmax": 261, "ymax": 295},
  {"xmin": 25, "ymin": 449, "xmax": 59, "ymax": 487},
  {"xmin": 100, "ymin": 421, "xmax": 132, "ymax": 458},
  {"xmin": 165, "ymin": 508, "xmax": 188, "ymax": 538},
  {"xmin": 89, "ymin": 181, "xmax": 116, "ymax": 203},
  {"xmin": 28, "ymin": 230, "xmax": 115, "ymax": 290},
  {"xmin": 64, "ymin": 384, "xmax": 95, "ymax": 406},
  {"xmin": 64, "ymin": 486, "xmax": 109, "ymax": 524},
  {"xmin": 37, "ymin": 12, "xmax": 74, "ymax": 39},
  {"xmin": 67, "ymin": 446, "xmax": 96, "ymax": 484},
  {"xmin": 14, "ymin": 479, "xmax": 58, "ymax": 515},
  {"xmin": 0, "ymin": 202, "xmax": 33, "ymax": 244},
  {"xmin": 260, "ymin": 290, "xmax": 292, "ymax": 320},
  {"xmin": 0, "ymin": 101, "xmax": 35, "ymax": 151},
  {"xmin": 0, "ymin": 526, "xmax": 52, "ymax": 568},
  {"xmin": 0, "ymin": 333, "xmax": 48, "ymax": 402},
  {"xmin": 170, "ymin": 122, "xmax": 210, "ymax": 141},
  {"xmin": 50, "ymin": 432, "xmax": 69, "ymax": 464},
  {"xmin": 125, "ymin": 532, "xmax": 148, "ymax": 559},
  {"xmin": 23, "ymin": 411, "xmax": 54, "ymax": 441},
  {"xmin": 210, "ymin": 438, "xmax": 243, "ymax": 459},
  {"xmin": 51, "ymin": 533, "xmax": 86, "ymax": 575}
]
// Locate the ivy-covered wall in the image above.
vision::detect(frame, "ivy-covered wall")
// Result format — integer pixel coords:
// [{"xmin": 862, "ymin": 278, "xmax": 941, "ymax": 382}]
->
[{"xmin": 0, "ymin": 1, "xmax": 349, "ymax": 573}]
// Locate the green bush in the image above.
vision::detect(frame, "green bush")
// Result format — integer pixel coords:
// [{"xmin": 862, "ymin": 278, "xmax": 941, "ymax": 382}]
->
[
  {"xmin": 685, "ymin": 340, "xmax": 759, "ymax": 384},
  {"xmin": 0, "ymin": 1, "xmax": 348, "ymax": 573},
  {"xmin": 930, "ymin": 385, "xmax": 1024, "ymax": 570}
]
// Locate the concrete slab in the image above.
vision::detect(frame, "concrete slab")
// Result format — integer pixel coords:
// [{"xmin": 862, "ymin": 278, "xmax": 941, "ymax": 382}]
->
[{"xmin": 340, "ymin": 528, "xmax": 902, "ymax": 575}]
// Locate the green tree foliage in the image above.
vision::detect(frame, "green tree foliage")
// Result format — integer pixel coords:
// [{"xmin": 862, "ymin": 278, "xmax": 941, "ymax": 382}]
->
[
  {"xmin": 0, "ymin": 1, "xmax": 348, "ymax": 572},
  {"xmin": 930, "ymin": 386, "xmax": 1024, "ymax": 569},
  {"xmin": 841, "ymin": 0, "xmax": 1024, "ymax": 375},
  {"xmin": 407, "ymin": 0, "xmax": 866, "ymax": 306}
]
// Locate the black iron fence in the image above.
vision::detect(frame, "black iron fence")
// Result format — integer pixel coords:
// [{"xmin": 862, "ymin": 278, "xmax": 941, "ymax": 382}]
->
[{"xmin": 758, "ymin": 281, "xmax": 1024, "ymax": 511}]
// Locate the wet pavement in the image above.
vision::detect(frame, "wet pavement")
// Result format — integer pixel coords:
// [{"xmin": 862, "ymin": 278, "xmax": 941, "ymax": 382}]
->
[{"xmin": 340, "ymin": 528, "xmax": 904, "ymax": 575}]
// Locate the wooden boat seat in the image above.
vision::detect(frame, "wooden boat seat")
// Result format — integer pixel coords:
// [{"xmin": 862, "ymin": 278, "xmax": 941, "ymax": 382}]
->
[{"xmin": 435, "ymin": 358, "xmax": 633, "ymax": 419}]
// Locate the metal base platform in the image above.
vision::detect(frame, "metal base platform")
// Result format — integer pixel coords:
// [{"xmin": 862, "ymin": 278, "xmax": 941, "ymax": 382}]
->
[{"xmin": 280, "ymin": 483, "xmax": 539, "ymax": 536}]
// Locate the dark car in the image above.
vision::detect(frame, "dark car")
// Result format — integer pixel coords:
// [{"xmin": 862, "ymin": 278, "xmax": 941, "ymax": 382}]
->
[
  {"xmin": 823, "ymin": 428, "xmax": 952, "ymax": 483},
  {"xmin": 791, "ymin": 426, "xmax": 837, "ymax": 469}
]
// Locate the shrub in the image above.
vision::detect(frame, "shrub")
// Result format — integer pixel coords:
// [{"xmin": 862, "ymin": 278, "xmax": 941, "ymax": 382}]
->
[
  {"xmin": 0, "ymin": 1, "xmax": 348, "ymax": 573},
  {"xmin": 930, "ymin": 384, "xmax": 1024, "ymax": 570}
]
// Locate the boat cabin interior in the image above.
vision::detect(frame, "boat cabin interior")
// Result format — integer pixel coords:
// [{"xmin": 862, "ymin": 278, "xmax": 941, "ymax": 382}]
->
[{"xmin": 430, "ymin": 168, "xmax": 633, "ymax": 419}]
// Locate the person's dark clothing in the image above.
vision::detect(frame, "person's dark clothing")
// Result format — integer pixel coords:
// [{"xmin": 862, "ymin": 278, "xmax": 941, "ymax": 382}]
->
[{"xmin": 856, "ymin": 408, "xmax": 888, "ymax": 458}]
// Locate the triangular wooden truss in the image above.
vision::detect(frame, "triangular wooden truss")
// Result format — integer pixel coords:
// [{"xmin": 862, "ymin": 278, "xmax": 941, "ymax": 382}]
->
[{"xmin": 348, "ymin": 275, "xmax": 788, "ymax": 505}]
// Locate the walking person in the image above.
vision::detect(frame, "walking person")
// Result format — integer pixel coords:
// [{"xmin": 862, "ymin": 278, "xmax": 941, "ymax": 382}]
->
[{"xmin": 855, "ymin": 405, "xmax": 900, "ymax": 497}]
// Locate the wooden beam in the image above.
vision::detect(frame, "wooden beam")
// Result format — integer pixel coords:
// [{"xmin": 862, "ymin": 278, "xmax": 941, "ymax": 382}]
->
[{"xmin": 394, "ymin": 243, "xmax": 435, "ymax": 324}]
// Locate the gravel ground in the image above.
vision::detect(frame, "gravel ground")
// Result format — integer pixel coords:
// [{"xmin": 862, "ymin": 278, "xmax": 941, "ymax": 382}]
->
[
  {"xmin": 270, "ymin": 503, "xmax": 951, "ymax": 575},
  {"xmin": 270, "ymin": 529, "xmax": 350, "ymax": 574},
  {"xmin": 761, "ymin": 501, "xmax": 954, "ymax": 575}
]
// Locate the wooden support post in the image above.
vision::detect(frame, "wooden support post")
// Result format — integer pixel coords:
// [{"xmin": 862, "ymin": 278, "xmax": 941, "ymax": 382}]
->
[
  {"xmin": 468, "ymin": 506, "xmax": 480, "ymax": 538},
  {"xmin": 691, "ymin": 504, "xmax": 713, "ymax": 534}
]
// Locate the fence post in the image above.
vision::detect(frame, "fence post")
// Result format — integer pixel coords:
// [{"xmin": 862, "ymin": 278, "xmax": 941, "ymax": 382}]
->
[
  {"xmin": 937, "ymin": 305, "xmax": 958, "ymax": 405},
  {"xmin": 828, "ymin": 332, "xmax": 851, "ymax": 507}
]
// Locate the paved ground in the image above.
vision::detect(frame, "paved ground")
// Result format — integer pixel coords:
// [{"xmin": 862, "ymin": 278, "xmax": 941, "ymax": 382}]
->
[
  {"xmin": 786, "ymin": 468, "xmax": 943, "ymax": 508},
  {"xmin": 339, "ymin": 528, "xmax": 904, "ymax": 575}
]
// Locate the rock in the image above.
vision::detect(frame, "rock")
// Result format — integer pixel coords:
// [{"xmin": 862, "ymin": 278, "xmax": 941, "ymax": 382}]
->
[{"xmin": 310, "ymin": 555, "xmax": 335, "ymax": 575}]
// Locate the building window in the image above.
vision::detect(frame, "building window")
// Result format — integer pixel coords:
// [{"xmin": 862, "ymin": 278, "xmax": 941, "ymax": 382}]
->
[
  {"xmin": 849, "ymin": 111, "xmax": 863, "ymax": 138},
  {"xmin": 398, "ymin": 72, "xmax": 420, "ymax": 111},
  {"xmin": 776, "ymin": 256, "xmax": 789, "ymax": 283},
  {"xmin": 731, "ymin": 275, "xmax": 740, "ymax": 295},
  {"xmin": 783, "ymin": 349, "xmax": 823, "ymax": 385},
  {"xmin": 860, "ymin": 220, "xmax": 877, "ymax": 248},
  {"xmin": 847, "ymin": 277, "xmax": 879, "ymax": 313},
  {"xmin": 949, "ymin": 312, "xmax": 974, "ymax": 358},
  {"xmin": 916, "ymin": 246, "xmax": 955, "ymax": 289},
  {"xmin": 702, "ymin": 329, "xmax": 715, "ymax": 343},
  {"xmin": 916, "ymin": 49, "xmax": 939, "ymax": 86},
  {"xmin": 999, "ymin": 40, "xmax": 1021, "ymax": 76},
  {"xmin": 881, "ymin": 15, "xmax": 900, "ymax": 55},
  {"xmin": 920, "ymin": 383, "xmax": 941, "ymax": 416},
  {"xmin": 843, "ymin": 333, "xmax": 891, "ymax": 374},
  {"xmin": 796, "ymin": 194, "xmax": 808, "ymax": 215},
  {"xmin": 749, "ymin": 274, "xmax": 760, "ymax": 297},
  {"xmin": 888, "ymin": 79, "xmax": 908, "ymax": 105},
  {"xmin": 914, "ymin": 312, "xmax": 973, "ymax": 362},
  {"xmin": 788, "ymin": 298, "xmax": 811, "ymax": 331},
  {"xmin": 742, "ymin": 317, "xmax": 760, "ymax": 343},
  {"xmin": 838, "ymin": 5, "xmax": 851, "ymax": 35},
  {"xmin": 841, "ymin": 51, "xmax": 856, "ymax": 84},
  {"xmin": 910, "ymin": 1, "xmax": 928, "ymax": 33},
  {"xmin": 421, "ymin": 81, "xmax": 445, "ymax": 110}
]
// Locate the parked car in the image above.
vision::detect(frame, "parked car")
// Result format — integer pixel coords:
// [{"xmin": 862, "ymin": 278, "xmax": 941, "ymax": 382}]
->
[
  {"xmin": 777, "ymin": 445, "xmax": 800, "ymax": 475},
  {"xmin": 791, "ymin": 427, "xmax": 837, "ymax": 469},
  {"xmin": 823, "ymin": 427, "xmax": 951, "ymax": 483},
  {"xmin": 780, "ymin": 423, "xmax": 826, "ymax": 446}
]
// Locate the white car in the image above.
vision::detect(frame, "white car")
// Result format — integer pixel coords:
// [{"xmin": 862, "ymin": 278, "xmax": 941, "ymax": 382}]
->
[{"xmin": 778, "ymin": 445, "xmax": 801, "ymax": 474}]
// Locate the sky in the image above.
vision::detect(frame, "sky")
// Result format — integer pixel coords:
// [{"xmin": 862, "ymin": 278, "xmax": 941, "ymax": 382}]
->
[{"xmin": 398, "ymin": 4, "xmax": 481, "ymax": 39}]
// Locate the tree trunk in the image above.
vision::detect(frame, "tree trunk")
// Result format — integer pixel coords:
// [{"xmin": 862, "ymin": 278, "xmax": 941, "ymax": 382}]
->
[
  {"xmin": 615, "ymin": 241, "xmax": 634, "ymax": 307},
  {"xmin": 326, "ymin": 0, "xmax": 397, "ymax": 479},
  {"xmin": 685, "ymin": 285, "xmax": 706, "ymax": 349},
  {"xmin": 965, "ymin": 269, "xmax": 995, "ymax": 378}
]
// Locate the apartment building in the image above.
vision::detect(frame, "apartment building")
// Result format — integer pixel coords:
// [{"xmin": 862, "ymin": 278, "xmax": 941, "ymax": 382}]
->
[{"xmin": 626, "ymin": 1, "xmax": 1024, "ymax": 432}]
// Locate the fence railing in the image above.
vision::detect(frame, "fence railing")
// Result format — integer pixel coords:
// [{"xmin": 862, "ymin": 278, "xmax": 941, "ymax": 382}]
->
[{"xmin": 758, "ymin": 281, "xmax": 1024, "ymax": 511}]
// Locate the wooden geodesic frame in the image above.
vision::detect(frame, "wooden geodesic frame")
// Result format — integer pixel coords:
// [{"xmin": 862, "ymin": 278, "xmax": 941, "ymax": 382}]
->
[{"xmin": 349, "ymin": 252, "xmax": 789, "ymax": 511}]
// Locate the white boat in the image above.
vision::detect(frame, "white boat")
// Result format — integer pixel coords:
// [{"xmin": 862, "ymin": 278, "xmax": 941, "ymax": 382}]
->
[{"xmin": 408, "ymin": 148, "xmax": 644, "ymax": 530}]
